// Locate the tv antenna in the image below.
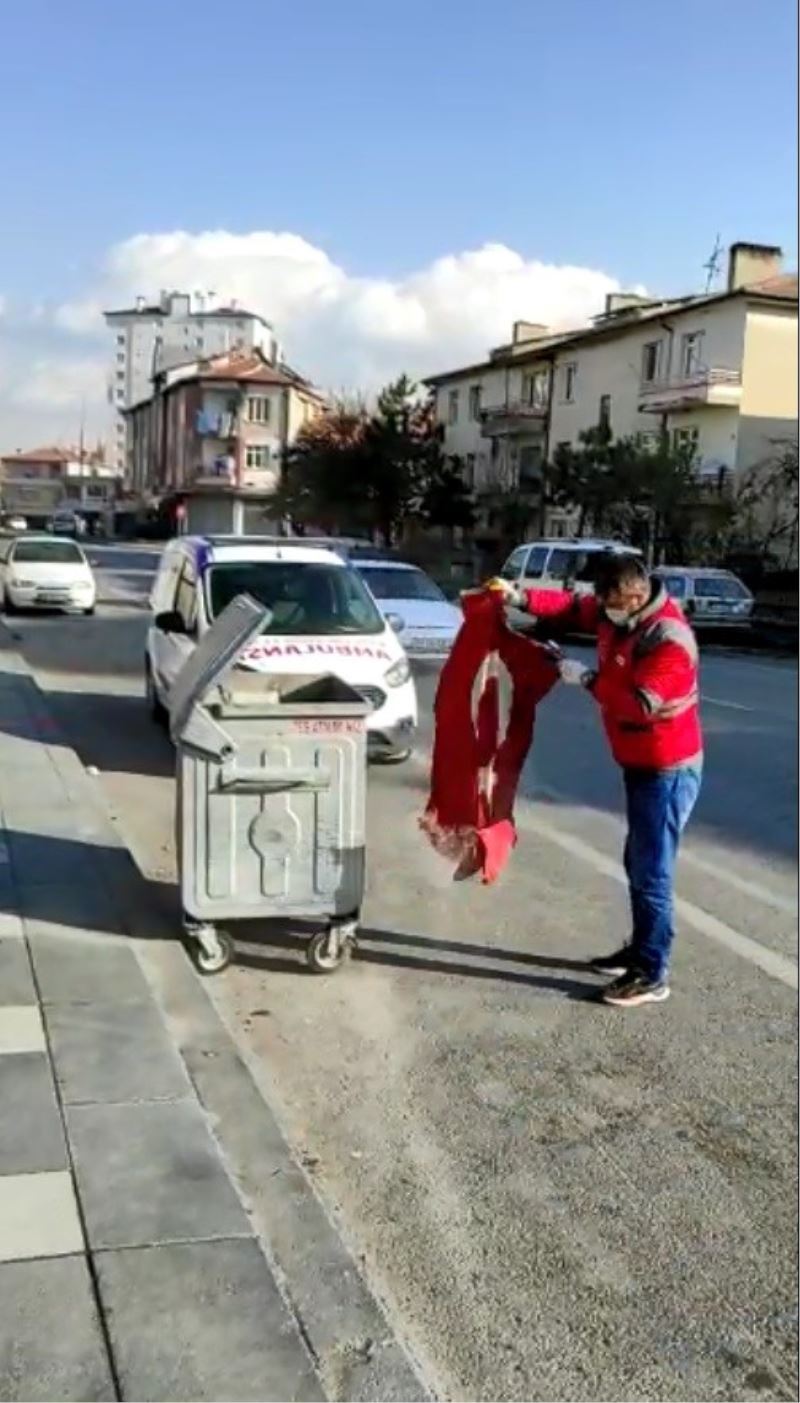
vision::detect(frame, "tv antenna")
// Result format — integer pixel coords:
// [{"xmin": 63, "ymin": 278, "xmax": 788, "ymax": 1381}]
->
[{"xmin": 703, "ymin": 234, "xmax": 723, "ymax": 292}]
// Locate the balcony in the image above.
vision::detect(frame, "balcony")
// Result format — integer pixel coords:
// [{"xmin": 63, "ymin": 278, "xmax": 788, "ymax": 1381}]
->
[
  {"xmin": 638, "ymin": 367, "xmax": 742, "ymax": 413},
  {"xmin": 480, "ymin": 399, "xmax": 548, "ymax": 438}
]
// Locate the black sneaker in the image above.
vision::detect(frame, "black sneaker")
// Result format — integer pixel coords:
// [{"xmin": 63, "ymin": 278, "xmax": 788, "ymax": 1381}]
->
[
  {"xmin": 601, "ymin": 973, "xmax": 670, "ymax": 1008},
  {"xmin": 588, "ymin": 946, "xmax": 631, "ymax": 977}
]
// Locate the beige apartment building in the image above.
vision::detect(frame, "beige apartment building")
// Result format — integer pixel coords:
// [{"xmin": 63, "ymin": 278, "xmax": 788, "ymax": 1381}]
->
[
  {"xmin": 125, "ymin": 347, "xmax": 325, "ymax": 534},
  {"xmin": 425, "ymin": 242, "xmax": 798, "ymax": 540}
]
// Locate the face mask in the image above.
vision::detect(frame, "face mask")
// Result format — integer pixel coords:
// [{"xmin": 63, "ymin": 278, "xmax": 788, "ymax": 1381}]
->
[{"xmin": 604, "ymin": 606, "xmax": 630, "ymax": 627}]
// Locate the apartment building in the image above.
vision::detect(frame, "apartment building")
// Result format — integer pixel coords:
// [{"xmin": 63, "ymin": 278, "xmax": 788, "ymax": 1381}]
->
[
  {"xmin": 104, "ymin": 291, "xmax": 279, "ymax": 474},
  {"xmin": 0, "ymin": 445, "xmax": 121, "ymax": 529},
  {"xmin": 125, "ymin": 347, "xmax": 325, "ymax": 534},
  {"xmin": 426, "ymin": 243, "xmax": 798, "ymax": 539}
]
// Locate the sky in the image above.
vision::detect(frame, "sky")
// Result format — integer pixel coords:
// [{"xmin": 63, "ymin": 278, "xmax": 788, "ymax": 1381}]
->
[{"xmin": 0, "ymin": 0, "xmax": 796, "ymax": 449}]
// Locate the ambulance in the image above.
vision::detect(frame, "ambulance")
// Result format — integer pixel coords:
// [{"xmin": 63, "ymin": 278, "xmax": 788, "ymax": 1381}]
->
[{"xmin": 146, "ymin": 536, "xmax": 418, "ymax": 762}]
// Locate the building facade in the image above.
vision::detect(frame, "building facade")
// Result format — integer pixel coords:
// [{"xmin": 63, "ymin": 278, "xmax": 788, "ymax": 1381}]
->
[
  {"xmin": 0, "ymin": 446, "xmax": 122, "ymax": 529},
  {"xmin": 104, "ymin": 291, "xmax": 280, "ymax": 474},
  {"xmin": 426, "ymin": 243, "xmax": 798, "ymax": 541},
  {"xmin": 125, "ymin": 348, "xmax": 325, "ymax": 534}
]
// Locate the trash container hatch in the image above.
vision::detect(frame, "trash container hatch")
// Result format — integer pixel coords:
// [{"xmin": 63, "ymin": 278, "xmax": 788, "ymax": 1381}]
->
[
  {"xmin": 212, "ymin": 670, "xmax": 370, "ymax": 716},
  {"xmin": 169, "ymin": 593, "xmax": 270, "ymax": 752}
]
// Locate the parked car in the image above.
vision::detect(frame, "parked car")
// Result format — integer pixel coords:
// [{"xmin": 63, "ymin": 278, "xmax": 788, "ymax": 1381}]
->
[
  {"xmin": 49, "ymin": 510, "xmax": 86, "ymax": 538},
  {"xmin": 654, "ymin": 566, "xmax": 754, "ymax": 629},
  {"xmin": 146, "ymin": 535, "xmax": 418, "ymax": 763},
  {"xmin": 353, "ymin": 560, "xmax": 462, "ymax": 659},
  {"xmin": 499, "ymin": 538, "xmax": 642, "ymax": 596},
  {"xmin": 0, "ymin": 535, "xmax": 96, "ymax": 614},
  {"xmin": 2, "ymin": 515, "xmax": 28, "ymax": 534}
]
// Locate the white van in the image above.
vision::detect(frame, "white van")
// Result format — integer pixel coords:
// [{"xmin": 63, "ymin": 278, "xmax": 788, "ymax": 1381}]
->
[
  {"xmin": 500, "ymin": 538, "xmax": 642, "ymax": 596},
  {"xmin": 146, "ymin": 536, "xmax": 418, "ymax": 762}
]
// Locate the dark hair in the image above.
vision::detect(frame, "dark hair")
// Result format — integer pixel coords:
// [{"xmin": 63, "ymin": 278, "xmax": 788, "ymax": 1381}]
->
[{"xmin": 594, "ymin": 552, "xmax": 649, "ymax": 599}]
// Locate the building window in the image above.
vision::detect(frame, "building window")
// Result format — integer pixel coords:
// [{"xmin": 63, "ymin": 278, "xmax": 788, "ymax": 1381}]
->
[
  {"xmin": 637, "ymin": 430, "xmax": 658, "ymax": 451},
  {"xmin": 673, "ymin": 426, "xmax": 700, "ymax": 457},
  {"xmin": 468, "ymin": 385, "xmax": 482, "ymax": 421},
  {"xmin": 245, "ymin": 445, "xmax": 270, "ymax": 469},
  {"xmin": 247, "ymin": 396, "xmax": 270, "ymax": 424},
  {"xmin": 115, "ymin": 388, "xmax": 125, "ymax": 402},
  {"xmin": 448, "ymin": 389, "xmax": 459, "ymax": 425},
  {"xmin": 598, "ymin": 395, "xmax": 611, "ymax": 434},
  {"xmin": 641, "ymin": 341, "xmax": 662, "ymax": 383},
  {"xmin": 116, "ymin": 334, "xmax": 125, "ymax": 346},
  {"xmin": 522, "ymin": 369, "xmax": 549, "ymax": 408},
  {"xmin": 116, "ymin": 351, "xmax": 125, "ymax": 364},
  {"xmin": 562, "ymin": 363, "xmax": 577, "ymax": 402},
  {"xmin": 680, "ymin": 332, "xmax": 703, "ymax": 377},
  {"xmin": 116, "ymin": 369, "xmax": 125, "ymax": 382}
]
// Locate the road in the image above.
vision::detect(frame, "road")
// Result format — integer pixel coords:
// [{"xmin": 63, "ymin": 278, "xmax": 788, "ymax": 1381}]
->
[{"xmin": 7, "ymin": 543, "xmax": 798, "ymax": 1402}]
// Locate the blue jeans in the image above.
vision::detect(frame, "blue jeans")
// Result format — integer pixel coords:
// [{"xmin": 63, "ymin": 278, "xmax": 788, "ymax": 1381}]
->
[{"xmin": 623, "ymin": 765, "xmax": 702, "ymax": 982}]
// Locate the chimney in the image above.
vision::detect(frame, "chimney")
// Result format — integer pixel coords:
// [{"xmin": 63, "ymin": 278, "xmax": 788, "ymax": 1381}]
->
[
  {"xmin": 727, "ymin": 242, "xmax": 783, "ymax": 291},
  {"xmin": 512, "ymin": 320, "xmax": 550, "ymax": 344},
  {"xmin": 135, "ymin": 295, "xmax": 146, "ymax": 312},
  {"xmin": 603, "ymin": 292, "xmax": 654, "ymax": 317}
]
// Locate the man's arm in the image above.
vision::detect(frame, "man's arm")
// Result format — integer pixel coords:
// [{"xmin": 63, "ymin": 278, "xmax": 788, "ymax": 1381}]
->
[
  {"xmin": 522, "ymin": 588, "xmax": 601, "ymax": 635},
  {"xmin": 590, "ymin": 638, "xmax": 698, "ymax": 722}
]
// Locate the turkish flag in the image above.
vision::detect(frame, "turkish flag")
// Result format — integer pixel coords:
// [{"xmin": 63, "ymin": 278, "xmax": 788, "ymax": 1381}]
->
[{"xmin": 420, "ymin": 587, "xmax": 558, "ymax": 884}]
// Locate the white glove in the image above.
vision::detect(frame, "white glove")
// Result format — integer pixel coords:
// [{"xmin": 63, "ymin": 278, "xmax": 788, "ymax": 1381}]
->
[
  {"xmin": 486, "ymin": 577, "xmax": 524, "ymax": 608},
  {"xmin": 559, "ymin": 657, "xmax": 592, "ymax": 686}
]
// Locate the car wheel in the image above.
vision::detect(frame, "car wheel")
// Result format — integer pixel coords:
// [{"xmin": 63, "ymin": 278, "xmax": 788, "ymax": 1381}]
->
[
  {"xmin": 3, "ymin": 596, "xmax": 16, "ymax": 615},
  {"xmin": 373, "ymin": 747, "xmax": 412, "ymax": 766},
  {"xmin": 145, "ymin": 660, "xmax": 168, "ymax": 726},
  {"xmin": 83, "ymin": 606, "xmax": 96, "ymax": 617}
]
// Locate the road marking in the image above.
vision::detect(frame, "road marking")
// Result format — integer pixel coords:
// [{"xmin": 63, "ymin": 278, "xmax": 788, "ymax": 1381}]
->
[
  {"xmin": 527, "ymin": 779, "xmax": 797, "ymax": 917},
  {"xmin": 522, "ymin": 813, "xmax": 798, "ymax": 990},
  {"xmin": 701, "ymin": 694, "xmax": 754, "ymax": 712}
]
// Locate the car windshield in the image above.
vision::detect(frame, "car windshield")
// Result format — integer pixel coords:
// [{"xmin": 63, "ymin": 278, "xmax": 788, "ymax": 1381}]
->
[
  {"xmin": 12, "ymin": 540, "xmax": 84, "ymax": 565},
  {"xmin": 357, "ymin": 566, "xmax": 445, "ymax": 602},
  {"xmin": 206, "ymin": 561, "xmax": 385, "ymax": 635},
  {"xmin": 694, "ymin": 575, "xmax": 748, "ymax": 599},
  {"xmin": 659, "ymin": 574, "xmax": 689, "ymax": 599}
]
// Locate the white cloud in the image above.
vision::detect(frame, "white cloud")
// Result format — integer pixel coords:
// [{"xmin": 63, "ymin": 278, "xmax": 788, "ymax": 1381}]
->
[{"xmin": 2, "ymin": 228, "xmax": 626, "ymax": 447}]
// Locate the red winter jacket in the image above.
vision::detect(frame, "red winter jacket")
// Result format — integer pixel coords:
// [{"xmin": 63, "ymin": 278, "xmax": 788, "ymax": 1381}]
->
[{"xmin": 524, "ymin": 582, "xmax": 703, "ymax": 771}]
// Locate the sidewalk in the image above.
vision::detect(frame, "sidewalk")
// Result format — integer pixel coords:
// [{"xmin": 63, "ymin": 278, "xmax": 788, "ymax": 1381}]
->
[{"xmin": 0, "ymin": 634, "xmax": 425, "ymax": 1402}]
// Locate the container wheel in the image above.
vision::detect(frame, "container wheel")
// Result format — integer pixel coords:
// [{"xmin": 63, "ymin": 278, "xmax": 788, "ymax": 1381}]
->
[
  {"xmin": 191, "ymin": 928, "xmax": 233, "ymax": 975},
  {"xmin": 306, "ymin": 926, "xmax": 353, "ymax": 974}
]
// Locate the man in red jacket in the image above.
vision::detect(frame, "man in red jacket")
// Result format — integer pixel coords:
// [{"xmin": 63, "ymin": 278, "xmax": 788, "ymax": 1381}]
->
[{"xmin": 500, "ymin": 552, "xmax": 702, "ymax": 1008}]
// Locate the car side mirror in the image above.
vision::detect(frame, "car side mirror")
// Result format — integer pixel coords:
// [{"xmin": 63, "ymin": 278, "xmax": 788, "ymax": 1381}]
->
[{"xmin": 155, "ymin": 610, "xmax": 188, "ymax": 635}]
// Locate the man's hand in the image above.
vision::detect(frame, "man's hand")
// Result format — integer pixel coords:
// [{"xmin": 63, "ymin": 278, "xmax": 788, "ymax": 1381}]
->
[
  {"xmin": 486, "ymin": 577, "xmax": 524, "ymax": 608},
  {"xmin": 559, "ymin": 657, "xmax": 594, "ymax": 686}
]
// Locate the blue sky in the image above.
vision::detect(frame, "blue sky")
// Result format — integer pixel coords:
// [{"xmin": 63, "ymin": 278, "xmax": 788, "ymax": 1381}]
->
[{"xmin": 0, "ymin": 0, "xmax": 796, "ymax": 443}]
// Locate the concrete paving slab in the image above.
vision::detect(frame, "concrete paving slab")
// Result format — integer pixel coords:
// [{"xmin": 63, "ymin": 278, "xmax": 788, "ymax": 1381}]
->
[
  {"xmin": 20, "ymin": 881, "xmax": 127, "ymax": 942},
  {"xmin": 0, "ymin": 1255, "xmax": 114, "ymax": 1401},
  {"xmin": 0, "ymin": 938, "xmax": 35, "ymax": 1004},
  {"xmin": 47, "ymin": 999, "xmax": 190, "ymax": 1104},
  {"xmin": 67, "ymin": 1099, "xmax": 252, "ymax": 1249},
  {"xmin": 0, "ymin": 1171, "xmax": 83, "ymax": 1262},
  {"xmin": 8, "ymin": 830, "xmax": 102, "ymax": 889},
  {"xmin": 96, "ymin": 1238, "xmax": 323, "ymax": 1402},
  {"xmin": 0, "ymin": 1053, "xmax": 66, "ymax": 1174},
  {"xmin": 28, "ymin": 929, "xmax": 147, "ymax": 1001},
  {"xmin": 0, "ymin": 1005, "xmax": 45, "ymax": 1053},
  {"xmin": 0, "ymin": 913, "xmax": 23, "ymax": 939}
]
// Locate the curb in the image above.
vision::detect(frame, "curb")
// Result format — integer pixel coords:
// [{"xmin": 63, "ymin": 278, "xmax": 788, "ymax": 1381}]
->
[{"xmin": 0, "ymin": 619, "xmax": 433, "ymax": 1403}]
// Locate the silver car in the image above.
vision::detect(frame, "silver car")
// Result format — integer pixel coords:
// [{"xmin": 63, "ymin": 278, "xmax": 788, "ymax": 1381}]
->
[
  {"xmin": 654, "ymin": 567, "xmax": 753, "ymax": 629},
  {"xmin": 354, "ymin": 560, "xmax": 462, "ymax": 659}
]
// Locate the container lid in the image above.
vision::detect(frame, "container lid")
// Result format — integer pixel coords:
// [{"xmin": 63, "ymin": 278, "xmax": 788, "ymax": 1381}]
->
[{"xmin": 169, "ymin": 593, "xmax": 270, "ymax": 752}]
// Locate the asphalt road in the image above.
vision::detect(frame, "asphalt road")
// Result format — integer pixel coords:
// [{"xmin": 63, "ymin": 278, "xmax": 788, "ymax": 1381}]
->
[{"xmin": 7, "ymin": 544, "xmax": 798, "ymax": 1402}]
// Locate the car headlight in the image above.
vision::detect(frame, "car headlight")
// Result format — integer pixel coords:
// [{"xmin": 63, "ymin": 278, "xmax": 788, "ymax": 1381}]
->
[
  {"xmin": 385, "ymin": 612, "xmax": 405, "ymax": 633},
  {"xmin": 385, "ymin": 656, "xmax": 411, "ymax": 688},
  {"xmin": 72, "ymin": 581, "xmax": 93, "ymax": 592},
  {"xmin": 11, "ymin": 578, "xmax": 35, "ymax": 588}
]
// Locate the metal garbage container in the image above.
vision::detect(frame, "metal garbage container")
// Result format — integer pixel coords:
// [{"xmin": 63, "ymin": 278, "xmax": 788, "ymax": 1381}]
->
[{"xmin": 169, "ymin": 594, "xmax": 369, "ymax": 975}]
